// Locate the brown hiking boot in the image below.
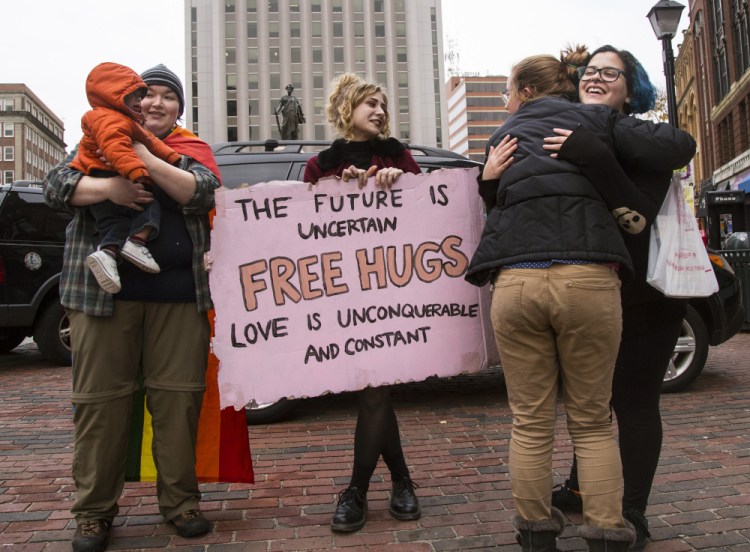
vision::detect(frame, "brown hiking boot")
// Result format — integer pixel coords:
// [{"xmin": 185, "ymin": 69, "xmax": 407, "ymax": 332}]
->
[
  {"xmin": 170, "ymin": 509, "xmax": 212, "ymax": 538},
  {"xmin": 72, "ymin": 519, "xmax": 111, "ymax": 552}
]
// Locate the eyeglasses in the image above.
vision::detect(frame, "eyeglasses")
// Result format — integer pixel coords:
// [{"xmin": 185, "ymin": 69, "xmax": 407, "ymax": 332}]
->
[
  {"xmin": 576, "ymin": 66, "xmax": 625, "ymax": 82},
  {"xmin": 501, "ymin": 88, "xmax": 510, "ymax": 104}
]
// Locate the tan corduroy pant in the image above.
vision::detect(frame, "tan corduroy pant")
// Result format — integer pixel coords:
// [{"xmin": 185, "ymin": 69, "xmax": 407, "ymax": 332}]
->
[{"xmin": 491, "ymin": 264, "xmax": 627, "ymax": 530}]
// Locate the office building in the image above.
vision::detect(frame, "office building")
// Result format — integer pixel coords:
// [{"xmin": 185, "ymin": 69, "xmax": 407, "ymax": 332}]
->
[
  {"xmin": 0, "ymin": 84, "xmax": 65, "ymax": 184},
  {"xmin": 185, "ymin": 0, "xmax": 447, "ymax": 147},
  {"xmin": 446, "ymin": 74, "xmax": 508, "ymax": 162}
]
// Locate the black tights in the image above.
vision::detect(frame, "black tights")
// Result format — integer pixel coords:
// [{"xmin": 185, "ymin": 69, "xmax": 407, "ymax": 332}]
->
[
  {"xmin": 350, "ymin": 386, "xmax": 409, "ymax": 491},
  {"xmin": 568, "ymin": 313, "xmax": 684, "ymax": 511}
]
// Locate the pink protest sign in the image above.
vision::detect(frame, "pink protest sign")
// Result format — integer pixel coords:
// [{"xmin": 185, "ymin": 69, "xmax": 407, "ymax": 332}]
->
[{"xmin": 209, "ymin": 167, "xmax": 497, "ymax": 410}]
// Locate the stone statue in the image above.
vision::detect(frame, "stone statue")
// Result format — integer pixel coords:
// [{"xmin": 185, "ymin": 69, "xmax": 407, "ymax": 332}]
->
[{"xmin": 274, "ymin": 84, "xmax": 305, "ymax": 140}]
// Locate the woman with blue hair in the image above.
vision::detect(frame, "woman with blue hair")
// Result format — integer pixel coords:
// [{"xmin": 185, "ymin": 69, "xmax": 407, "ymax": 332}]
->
[{"xmin": 544, "ymin": 45, "xmax": 692, "ymax": 551}]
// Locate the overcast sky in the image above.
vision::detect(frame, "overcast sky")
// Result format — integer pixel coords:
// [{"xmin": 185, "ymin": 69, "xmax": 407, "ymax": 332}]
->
[{"xmin": 4, "ymin": 0, "xmax": 689, "ymax": 149}]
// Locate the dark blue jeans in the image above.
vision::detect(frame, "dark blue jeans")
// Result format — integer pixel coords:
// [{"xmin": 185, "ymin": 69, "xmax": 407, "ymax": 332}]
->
[{"xmin": 89, "ymin": 200, "xmax": 161, "ymax": 250}]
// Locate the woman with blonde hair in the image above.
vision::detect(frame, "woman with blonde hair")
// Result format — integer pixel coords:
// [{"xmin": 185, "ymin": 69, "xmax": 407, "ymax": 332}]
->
[
  {"xmin": 466, "ymin": 46, "xmax": 695, "ymax": 551},
  {"xmin": 304, "ymin": 73, "xmax": 421, "ymax": 533}
]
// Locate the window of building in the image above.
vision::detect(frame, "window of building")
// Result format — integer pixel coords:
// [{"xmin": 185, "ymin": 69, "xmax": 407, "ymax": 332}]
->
[
  {"xmin": 227, "ymin": 100, "xmax": 237, "ymax": 117},
  {"xmin": 3, "ymin": 171, "xmax": 13, "ymax": 184},
  {"xmin": 732, "ymin": 0, "xmax": 750, "ymax": 74},
  {"xmin": 248, "ymin": 47, "xmax": 258, "ymax": 63},
  {"xmin": 312, "ymin": 48, "xmax": 323, "ymax": 63},
  {"xmin": 226, "ymin": 47, "xmax": 236, "ymax": 64},
  {"xmin": 248, "ymin": 99, "xmax": 259, "ymax": 116},
  {"xmin": 247, "ymin": 23, "xmax": 257, "ymax": 38},
  {"xmin": 397, "ymin": 46, "xmax": 407, "ymax": 63},
  {"xmin": 4, "ymin": 146, "xmax": 13, "ymax": 161},
  {"xmin": 226, "ymin": 74, "xmax": 237, "ymax": 91},
  {"xmin": 375, "ymin": 23, "xmax": 385, "ymax": 37},
  {"xmin": 311, "ymin": 0, "xmax": 321, "ymax": 12},
  {"xmin": 315, "ymin": 124, "xmax": 326, "ymax": 140},
  {"xmin": 376, "ymin": 47, "xmax": 386, "ymax": 63},
  {"xmin": 270, "ymin": 74, "xmax": 280, "ymax": 90},
  {"xmin": 268, "ymin": 0, "xmax": 278, "ymax": 12},
  {"xmin": 396, "ymin": 22, "xmax": 406, "ymax": 37},
  {"xmin": 247, "ymin": 0, "xmax": 256, "ymax": 12},
  {"xmin": 395, "ymin": 0, "xmax": 405, "ymax": 12},
  {"xmin": 291, "ymin": 47, "xmax": 301, "ymax": 63},
  {"xmin": 228, "ymin": 126, "xmax": 237, "ymax": 141},
  {"xmin": 354, "ymin": 46, "xmax": 365, "ymax": 64},
  {"xmin": 248, "ymin": 73, "xmax": 259, "ymax": 90},
  {"xmin": 377, "ymin": 71, "xmax": 387, "ymax": 85},
  {"xmin": 225, "ymin": 0, "xmax": 235, "ymax": 12},
  {"xmin": 399, "ymin": 123, "xmax": 410, "ymax": 141},
  {"xmin": 270, "ymin": 47, "xmax": 280, "ymax": 63},
  {"xmin": 269, "ymin": 21, "xmax": 279, "ymax": 38},
  {"xmin": 334, "ymin": 47, "xmax": 344, "ymax": 63},
  {"xmin": 314, "ymin": 75, "xmax": 324, "ymax": 89},
  {"xmin": 397, "ymin": 72, "xmax": 408, "ymax": 86},
  {"xmin": 312, "ymin": 21, "xmax": 322, "ymax": 37},
  {"xmin": 225, "ymin": 22, "xmax": 235, "ymax": 39},
  {"xmin": 354, "ymin": 22, "xmax": 365, "ymax": 37},
  {"xmin": 290, "ymin": 0, "xmax": 299, "ymax": 12},
  {"xmin": 333, "ymin": 22, "xmax": 343, "ymax": 37},
  {"xmin": 3, "ymin": 123, "xmax": 13, "ymax": 137},
  {"xmin": 332, "ymin": 0, "xmax": 342, "ymax": 12},
  {"xmin": 1, "ymin": 98, "xmax": 14, "ymax": 111},
  {"xmin": 374, "ymin": 0, "xmax": 383, "ymax": 12},
  {"xmin": 291, "ymin": 21, "xmax": 300, "ymax": 37}
]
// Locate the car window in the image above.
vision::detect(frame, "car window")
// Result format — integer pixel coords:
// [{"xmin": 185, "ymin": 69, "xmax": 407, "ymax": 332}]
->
[
  {"xmin": 0, "ymin": 191, "xmax": 70, "ymax": 242},
  {"xmin": 219, "ymin": 162, "xmax": 293, "ymax": 189}
]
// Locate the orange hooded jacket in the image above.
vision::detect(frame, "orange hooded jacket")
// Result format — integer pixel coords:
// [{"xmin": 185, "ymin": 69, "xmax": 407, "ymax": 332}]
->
[{"xmin": 70, "ymin": 62, "xmax": 181, "ymax": 182}]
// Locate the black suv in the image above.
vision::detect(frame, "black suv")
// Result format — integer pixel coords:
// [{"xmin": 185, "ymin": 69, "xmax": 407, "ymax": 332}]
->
[
  {"xmin": 212, "ymin": 140, "xmax": 744, "ymax": 423},
  {"xmin": 0, "ymin": 181, "xmax": 72, "ymax": 363}
]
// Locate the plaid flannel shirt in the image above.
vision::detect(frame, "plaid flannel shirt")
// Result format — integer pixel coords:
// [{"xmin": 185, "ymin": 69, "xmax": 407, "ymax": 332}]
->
[{"xmin": 43, "ymin": 147, "xmax": 219, "ymax": 316}]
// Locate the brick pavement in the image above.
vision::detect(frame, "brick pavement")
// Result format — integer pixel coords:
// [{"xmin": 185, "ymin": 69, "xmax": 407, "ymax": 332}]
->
[{"xmin": 1, "ymin": 331, "xmax": 749, "ymax": 551}]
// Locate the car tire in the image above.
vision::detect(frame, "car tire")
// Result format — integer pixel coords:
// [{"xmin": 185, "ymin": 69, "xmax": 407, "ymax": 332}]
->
[
  {"xmin": 0, "ymin": 328, "xmax": 28, "ymax": 353},
  {"xmin": 245, "ymin": 398, "xmax": 299, "ymax": 425},
  {"xmin": 662, "ymin": 305, "xmax": 709, "ymax": 393},
  {"xmin": 34, "ymin": 301, "xmax": 72, "ymax": 366}
]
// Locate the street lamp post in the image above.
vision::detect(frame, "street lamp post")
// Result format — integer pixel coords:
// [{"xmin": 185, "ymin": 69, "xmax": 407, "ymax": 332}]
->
[{"xmin": 647, "ymin": 0, "xmax": 686, "ymax": 127}]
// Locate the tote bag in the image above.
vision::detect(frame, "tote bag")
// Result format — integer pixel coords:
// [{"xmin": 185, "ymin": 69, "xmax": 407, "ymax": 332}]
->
[{"xmin": 646, "ymin": 175, "xmax": 718, "ymax": 298}]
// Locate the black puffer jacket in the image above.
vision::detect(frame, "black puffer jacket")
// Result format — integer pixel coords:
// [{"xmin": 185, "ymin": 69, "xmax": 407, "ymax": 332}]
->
[{"xmin": 466, "ymin": 96, "xmax": 696, "ymax": 287}]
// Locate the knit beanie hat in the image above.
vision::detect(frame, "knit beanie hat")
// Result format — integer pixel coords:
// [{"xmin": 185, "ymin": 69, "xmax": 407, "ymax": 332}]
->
[{"xmin": 140, "ymin": 64, "xmax": 185, "ymax": 116}]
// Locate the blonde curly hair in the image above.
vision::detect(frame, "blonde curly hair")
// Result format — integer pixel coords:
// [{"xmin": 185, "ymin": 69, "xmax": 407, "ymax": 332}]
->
[
  {"xmin": 326, "ymin": 73, "xmax": 390, "ymax": 139},
  {"xmin": 510, "ymin": 44, "xmax": 588, "ymax": 102}
]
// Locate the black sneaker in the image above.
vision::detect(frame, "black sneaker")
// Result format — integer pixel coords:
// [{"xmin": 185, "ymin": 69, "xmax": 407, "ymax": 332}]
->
[
  {"xmin": 331, "ymin": 486, "xmax": 367, "ymax": 532},
  {"xmin": 551, "ymin": 480, "xmax": 583, "ymax": 513},
  {"xmin": 72, "ymin": 519, "xmax": 111, "ymax": 552},
  {"xmin": 389, "ymin": 477, "xmax": 421, "ymax": 520},
  {"xmin": 170, "ymin": 509, "xmax": 212, "ymax": 538},
  {"xmin": 623, "ymin": 508, "xmax": 651, "ymax": 551}
]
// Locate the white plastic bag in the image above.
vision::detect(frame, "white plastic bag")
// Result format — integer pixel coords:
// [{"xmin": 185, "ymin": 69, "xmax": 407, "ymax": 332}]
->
[{"xmin": 647, "ymin": 175, "xmax": 718, "ymax": 298}]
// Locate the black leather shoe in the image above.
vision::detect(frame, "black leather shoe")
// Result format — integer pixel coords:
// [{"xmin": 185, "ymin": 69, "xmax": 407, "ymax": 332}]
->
[
  {"xmin": 72, "ymin": 519, "xmax": 111, "ymax": 552},
  {"xmin": 331, "ymin": 486, "xmax": 367, "ymax": 532},
  {"xmin": 389, "ymin": 477, "xmax": 421, "ymax": 520},
  {"xmin": 170, "ymin": 509, "xmax": 212, "ymax": 538}
]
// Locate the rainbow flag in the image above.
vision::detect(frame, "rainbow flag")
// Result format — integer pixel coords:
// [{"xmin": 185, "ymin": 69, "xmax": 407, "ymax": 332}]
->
[{"xmin": 125, "ymin": 310, "xmax": 254, "ymax": 483}]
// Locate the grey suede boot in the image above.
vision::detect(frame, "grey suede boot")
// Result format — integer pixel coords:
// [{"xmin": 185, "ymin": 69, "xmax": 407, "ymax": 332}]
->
[
  {"xmin": 513, "ymin": 507, "xmax": 565, "ymax": 552},
  {"xmin": 578, "ymin": 520, "xmax": 636, "ymax": 552}
]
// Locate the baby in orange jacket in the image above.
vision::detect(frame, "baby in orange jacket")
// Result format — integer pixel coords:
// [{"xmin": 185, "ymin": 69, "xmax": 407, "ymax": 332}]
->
[{"xmin": 71, "ymin": 62, "xmax": 181, "ymax": 294}]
